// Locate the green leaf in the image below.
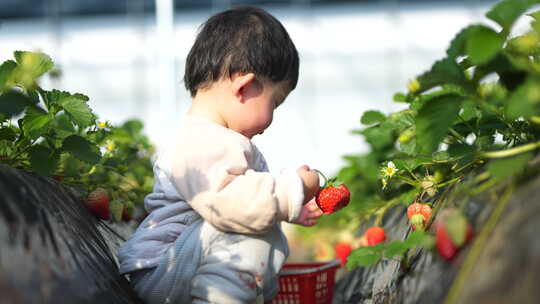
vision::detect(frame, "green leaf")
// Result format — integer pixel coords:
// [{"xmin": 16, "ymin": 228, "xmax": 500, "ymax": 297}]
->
[
  {"xmin": 505, "ymin": 76, "xmax": 540, "ymax": 119},
  {"xmin": 393, "ymin": 92, "xmax": 407, "ymax": 103},
  {"xmin": 122, "ymin": 119, "xmax": 144, "ymax": 135},
  {"xmin": 46, "ymin": 89, "xmax": 71, "ymax": 104},
  {"xmin": 103, "ymin": 157, "xmax": 121, "ymax": 168},
  {"xmin": 360, "ymin": 123, "xmax": 395, "ymax": 152},
  {"xmin": 405, "ymin": 230, "xmax": 427, "ymax": 247},
  {"xmin": 486, "ymin": 0, "xmax": 540, "ymax": 33},
  {"xmin": 389, "ymin": 110, "xmax": 416, "ymax": 130},
  {"xmin": 406, "ymin": 230, "xmax": 435, "ymax": 249},
  {"xmin": 62, "ymin": 135, "xmax": 101, "ymax": 164},
  {"xmin": 393, "ymin": 158, "xmax": 424, "ymax": 171},
  {"xmin": 0, "ymin": 60, "xmax": 17, "ymax": 90},
  {"xmin": 28, "ymin": 145, "xmax": 59, "ymax": 176},
  {"xmin": 59, "ymin": 95, "xmax": 94, "ymax": 127},
  {"xmin": 0, "ymin": 127, "xmax": 17, "ymax": 141},
  {"xmin": 448, "ymin": 143, "xmax": 476, "ymax": 158},
  {"xmin": 13, "ymin": 51, "xmax": 54, "ymax": 80},
  {"xmin": 417, "ymin": 57, "xmax": 471, "ymax": 93},
  {"xmin": 398, "ymin": 188, "xmax": 420, "ymax": 206},
  {"xmin": 460, "ymin": 99, "xmax": 477, "ymax": 121},
  {"xmin": 61, "ymin": 154, "xmax": 82, "ymax": 177},
  {"xmin": 433, "ymin": 151, "xmax": 451, "ymax": 162},
  {"xmin": 475, "ymin": 134, "xmax": 495, "ymax": 150},
  {"xmin": 383, "ymin": 241, "xmax": 408, "ymax": 258},
  {"xmin": 399, "ymin": 137, "xmax": 417, "ymax": 156},
  {"xmin": 346, "ymin": 245, "xmax": 384, "ymax": 269},
  {"xmin": 27, "ymin": 90, "xmax": 40, "ymax": 105},
  {"xmin": 0, "ymin": 90, "xmax": 32, "ymax": 118},
  {"xmin": 447, "ymin": 26, "xmax": 475, "ymax": 59},
  {"xmin": 22, "ymin": 106, "xmax": 53, "ymax": 139},
  {"xmin": 361, "ymin": 110, "xmax": 386, "ymax": 125},
  {"xmin": 466, "ymin": 25, "xmax": 504, "ymax": 65},
  {"xmin": 52, "ymin": 113, "xmax": 76, "ymax": 139},
  {"xmin": 416, "ymin": 94, "xmax": 463, "ymax": 155},
  {"xmin": 530, "ymin": 10, "xmax": 540, "ymax": 33},
  {"xmin": 487, "ymin": 151, "xmax": 533, "ymax": 180}
]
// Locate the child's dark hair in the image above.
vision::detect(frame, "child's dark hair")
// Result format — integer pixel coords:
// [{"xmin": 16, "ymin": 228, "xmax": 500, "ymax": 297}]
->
[{"xmin": 184, "ymin": 6, "xmax": 299, "ymax": 97}]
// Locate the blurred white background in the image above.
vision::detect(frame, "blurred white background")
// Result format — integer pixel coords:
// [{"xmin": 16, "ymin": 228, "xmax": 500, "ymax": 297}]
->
[{"xmin": 1, "ymin": 0, "xmax": 497, "ymax": 175}]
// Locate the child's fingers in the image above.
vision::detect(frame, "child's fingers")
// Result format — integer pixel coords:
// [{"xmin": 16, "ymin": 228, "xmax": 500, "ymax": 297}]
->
[
  {"xmin": 306, "ymin": 200, "xmax": 322, "ymax": 213},
  {"xmin": 309, "ymin": 210, "xmax": 323, "ymax": 219},
  {"xmin": 303, "ymin": 219, "xmax": 317, "ymax": 226}
]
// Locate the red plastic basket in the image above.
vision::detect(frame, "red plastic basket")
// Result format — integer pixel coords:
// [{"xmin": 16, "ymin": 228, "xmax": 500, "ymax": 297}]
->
[{"xmin": 268, "ymin": 260, "xmax": 341, "ymax": 304}]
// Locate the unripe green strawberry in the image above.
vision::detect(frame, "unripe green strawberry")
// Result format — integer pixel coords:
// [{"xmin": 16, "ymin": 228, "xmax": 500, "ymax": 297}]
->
[
  {"xmin": 398, "ymin": 127, "xmax": 415, "ymax": 144},
  {"xmin": 410, "ymin": 214, "xmax": 425, "ymax": 231},
  {"xmin": 85, "ymin": 188, "xmax": 110, "ymax": 220}
]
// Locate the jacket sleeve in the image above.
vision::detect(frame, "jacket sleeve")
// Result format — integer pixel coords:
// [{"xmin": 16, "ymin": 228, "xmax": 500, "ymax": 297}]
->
[{"xmin": 168, "ymin": 144, "xmax": 304, "ymax": 234}]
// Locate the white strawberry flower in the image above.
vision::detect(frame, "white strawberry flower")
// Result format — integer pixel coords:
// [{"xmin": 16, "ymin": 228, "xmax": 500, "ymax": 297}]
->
[{"xmin": 381, "ymin": 161, "xmax": 398, "ymax": 178}]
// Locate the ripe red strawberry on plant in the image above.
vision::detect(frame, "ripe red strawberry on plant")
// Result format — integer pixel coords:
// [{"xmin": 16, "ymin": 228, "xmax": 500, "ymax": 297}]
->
[
  {"xmin": 314, "ymin": 170, "xmax": 350, "ymax": 214},
  {"xmin": 365, "ymin": 227, "xmax": 386, "ymax": 246},
  {"xmin": 407, "ymin": 202, "xmax": 432, "ymax": 230},
  {"xmin": 434, "ymin": 210, "xmax": 474, "ymax": 261},
  {"xmin": 334, "ymin": 242, "xmax": 352, "ymax": 267},
  {"xmin": 85, "ymin": 188, "xmax": 110, "ymax": 220}
]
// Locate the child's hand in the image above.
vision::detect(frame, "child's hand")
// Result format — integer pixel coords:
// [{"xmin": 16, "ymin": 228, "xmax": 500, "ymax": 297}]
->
[
  {"xmin": 297, "ymin": 165, "xmax": 320, "ymax": 204},
  {"xmin": 292, "ymin": 199, "xmax": 323, "ymax": 226}
]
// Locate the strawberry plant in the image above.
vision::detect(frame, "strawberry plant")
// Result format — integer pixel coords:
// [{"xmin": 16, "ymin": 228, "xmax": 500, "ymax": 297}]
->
[
  {"xmin": 0, "ymin": 50, "xmax": 154, "ymax": 222},
  {"xmin": 294, "ymin": 0, "xmax": 540, "ymax": 269}
]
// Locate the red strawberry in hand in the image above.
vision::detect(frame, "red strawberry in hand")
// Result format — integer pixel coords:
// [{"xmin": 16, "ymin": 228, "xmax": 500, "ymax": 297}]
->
[
  {"xmin": 314, "ymin": 170, "xmax": 350, "ymax": 214},
  {"xmin": 365, "ymin": 227, "xmax": 386, "ymax": 246},
  {"xmin": 316, "ymin": 184, "xmax": 350, "ymax": 214},
  {"xmin": 85, "ymin": 188, "xmax": 110, "ymax": 220}
]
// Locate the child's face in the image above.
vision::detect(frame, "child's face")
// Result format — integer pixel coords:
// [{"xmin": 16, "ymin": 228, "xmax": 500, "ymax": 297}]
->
[{"xmin": 231, "ymin": 80, "xmax": 290, "ymax": 139}]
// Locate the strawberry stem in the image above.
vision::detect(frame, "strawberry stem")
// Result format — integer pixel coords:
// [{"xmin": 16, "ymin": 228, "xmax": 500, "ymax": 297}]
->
[{"xmin": 313, "ymin": 169, "xmax": 329, "ymax": 187}]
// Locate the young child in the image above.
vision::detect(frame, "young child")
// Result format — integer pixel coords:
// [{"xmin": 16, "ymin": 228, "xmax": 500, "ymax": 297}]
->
[{"xmin": 118, "ymin": 6, "xmax": 322, "ymax": 303}]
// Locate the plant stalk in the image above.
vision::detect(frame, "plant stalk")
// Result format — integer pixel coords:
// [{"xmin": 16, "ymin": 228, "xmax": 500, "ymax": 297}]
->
[
  {"xmin": 443, "ymin": 183, "xmax": 514, "ymax": 304},
  {"xmin": 480, "ymin": 140, "xmax": 540, "ymax": 158}
]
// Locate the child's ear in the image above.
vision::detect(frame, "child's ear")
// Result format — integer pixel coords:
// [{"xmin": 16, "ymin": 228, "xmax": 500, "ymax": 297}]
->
[{"xmin": 231, "ymin": 73, "xmax": 256, "ymax": 102}]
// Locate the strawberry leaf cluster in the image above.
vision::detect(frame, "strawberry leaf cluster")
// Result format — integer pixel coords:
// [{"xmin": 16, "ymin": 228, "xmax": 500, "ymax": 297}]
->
[
  {"xmin": 0, "ymin": 51, "xmax": 154, "ymax": 222},
  {"xmin": 319, "ymin": 0, "xmax": 540, "ymax": 268}
]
